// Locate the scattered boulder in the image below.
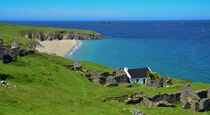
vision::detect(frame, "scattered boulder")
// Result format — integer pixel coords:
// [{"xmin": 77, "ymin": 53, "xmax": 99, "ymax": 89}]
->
[
  {"xmin": 73, "ymin": 61, "xmax": 82, "ymax": 71},
  {"xmin": 91, "ymin": 70, "xmax": 99, "ymax": 77},
  {"xmin": 83, "ymin": 69, "xmax": 88, "ymax": 72},
  {"xmin": 140, "ymin": 98, "xmax": 153, "ymax": 107},
  {"xmin": 163, "ymin": 75, "xmax": 172, "ymax": 85},
  {"xmin": 11, "ymin": 38, "xmax": 19, "ymax": 49},
  {"xmin": 124, "ymin": 94, "xmax": 145, "ymax": 104},
  {"xmin": 115, "ymin": 67, "xmax": 124, "ymax": 76},
  {"xmin": 130, "ymin": 108, "xmax": 144, "ymax": 115},
  {"xmin": 153, "ymin": 100, "xmax": 175, "ymax": 107},
  {"xmin": 1, "ymin": 81, "xmax": 11, "ymax": 88},
  {"xmin": 105, "ymin": 76, "xmax": 118, "ymax": 87},
  {"xmin": 91, "ymin": 77, "xmax": 101, "ymax": 84}
]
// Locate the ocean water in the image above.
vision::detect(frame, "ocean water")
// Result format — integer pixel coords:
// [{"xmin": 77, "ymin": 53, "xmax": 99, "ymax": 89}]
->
[{"xmin": 1, "ymin": 20, "xmax": 210, "ymax": 83}]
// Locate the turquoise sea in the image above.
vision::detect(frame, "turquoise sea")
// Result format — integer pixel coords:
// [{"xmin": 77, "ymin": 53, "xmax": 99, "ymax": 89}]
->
[{"xmin": 1, "ymin": 20, "xmax": 210, "ymax": 83}]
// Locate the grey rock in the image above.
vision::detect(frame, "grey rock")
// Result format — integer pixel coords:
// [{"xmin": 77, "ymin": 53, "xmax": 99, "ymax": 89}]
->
[
  {"xmin": 114, "ymin": 67, "xmax": 129, "ymax": 83},
  {"xmin": 163, "ymin": 75, "xmax": 172, "ymax": 85},
  {"xmin": 73, "ymin": 61, "xmax": 82, "ymax": 71},
  {"xmin": 11, "ymin": 37, "xmax": 19, "ymax": 49},
  {"xmin": 180, "ymin": 84, "xmax": 201, "ymax": 103},
  {"xmin": 140, "ymin": 98, "xmax": 153, "ymax": 107},
  {"xmin": 153, "ymin": 100, "xmax": 175, "ymax": 107},
  {"xmin": 1, "ymin": 81, "xmax": 11, "ymax": 88},
  {"xmin": 124, "ymin": 95, "xmax": 144, "ymax": 104},
  {"xmin": 91, "ymin": 70, "xmax": 98, "ymax": 77},
  {"xmin": 91, "ymin": 77, "xmax": 100, "ymax": 84},
  {"xmin": 105, "ymin": 76, "xmax": 118, "ymax": 87},
  {"xmin": 131, "ymin": 108, "xmax": 144, "ymax": 115}
]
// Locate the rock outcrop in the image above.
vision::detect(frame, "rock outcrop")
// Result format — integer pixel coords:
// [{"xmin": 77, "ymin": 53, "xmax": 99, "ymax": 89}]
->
[
  {"xmin": 105, "ymin": 76, "xmax": 118, "ymax": 87},
  {"xmin": 73, "ymin": 61, "xmax": 82, "ymax": 71},
  {"xmin": 23, "ymin": 31, "xmax": 107, "ymax": 41},
  {"xmin": 180, "ymin": 84, "xmax": 201, "ymax": 104},
  {"xmin": 124, "ymin": 93, "xmax": 176, "ymax": 108},
  {"xmin": 0, "ymin": 37, "xmax": 20, "ymax": 63},
  {"xmin": 130, "ymin": 108, "xmax": 144, "ymax": 115},
  {"xmin": 163, "ymin": 75, "xmax": 172, "ymax": 85}
]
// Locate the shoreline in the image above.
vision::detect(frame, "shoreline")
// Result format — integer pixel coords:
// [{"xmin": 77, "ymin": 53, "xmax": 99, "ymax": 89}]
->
[
  {"xmin": 65, "ymin": 40, "xmax": 82, "ymax": 58},
  {"xmin": 36, "ymin": 40, "xmax": 79, "ymax": 57}
]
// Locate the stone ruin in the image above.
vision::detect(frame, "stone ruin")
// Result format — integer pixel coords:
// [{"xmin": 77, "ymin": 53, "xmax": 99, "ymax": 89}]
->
[
  {"xmin": 63, "ymin": 64, "xmax": 130, "ymax": 87},
  {"xmin": 146, "ymin": 71, "xmax": 164, "ymax": 88},
  {"xmin": 180, "ymin": 84, "xmax": 210, "ymax": 112},
  {"xmin": 124, "ymin": 83, "xmax": 210, "ymax": 112},
  {"xmin": 0, "ymin": 37, "xmax": 19, "ymax": 63}
]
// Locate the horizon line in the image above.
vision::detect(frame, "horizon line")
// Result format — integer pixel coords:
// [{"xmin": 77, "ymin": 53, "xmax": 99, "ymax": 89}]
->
[{"xmin": 1, "ymin": 19, "xmax": 210, "ymax": 21}]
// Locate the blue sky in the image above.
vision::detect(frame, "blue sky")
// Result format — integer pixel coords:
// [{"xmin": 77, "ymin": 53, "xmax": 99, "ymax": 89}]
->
[{"xmin": 1, "ymin": 0, "xmax": 210, "ymax": 20}]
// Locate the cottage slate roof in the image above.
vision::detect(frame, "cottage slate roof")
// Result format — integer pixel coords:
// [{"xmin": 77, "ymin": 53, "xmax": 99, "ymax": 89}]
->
[{"xmin": 128, "ymin": 67, "xmax": 150, "ymax": 78}]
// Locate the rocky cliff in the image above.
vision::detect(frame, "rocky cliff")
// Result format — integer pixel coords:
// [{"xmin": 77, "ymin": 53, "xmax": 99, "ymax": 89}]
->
[{"xmin": 22, "ymin": 31, "xmax": 107, "ymax": 41}]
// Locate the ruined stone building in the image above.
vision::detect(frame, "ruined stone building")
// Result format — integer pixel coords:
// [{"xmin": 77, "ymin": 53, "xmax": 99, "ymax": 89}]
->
[{"xmin": 0, "ymin": 37, "xmax": 19, "ymax": 63}]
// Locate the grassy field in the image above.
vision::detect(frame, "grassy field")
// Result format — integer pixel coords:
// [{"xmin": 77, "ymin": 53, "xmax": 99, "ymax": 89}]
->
[
  {"xmin": 0, "ymin": 23, "xmax": 210, "ymax": 114},
  {"xmin": 0, "ymin": 23, "xmax": 97, "ymax": 47},
  {"xmin": 0, "ymin": 53, "xmax": 209, "ymax": 115}
]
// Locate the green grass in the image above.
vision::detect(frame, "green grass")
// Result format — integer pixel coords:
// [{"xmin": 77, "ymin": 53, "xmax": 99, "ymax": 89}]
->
[
  {"xmin": 0, "ymin": 23, "xmax": 97, "ymax": 48},
  {"xmin": 0, "ymin": 53, "xmax": 209, "ymax": 115}
]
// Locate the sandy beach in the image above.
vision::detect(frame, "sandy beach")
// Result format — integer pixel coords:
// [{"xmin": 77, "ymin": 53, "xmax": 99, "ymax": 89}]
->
[{"xmin": 36, "ymin": 40, "xmax": 78, "ymax": 57}]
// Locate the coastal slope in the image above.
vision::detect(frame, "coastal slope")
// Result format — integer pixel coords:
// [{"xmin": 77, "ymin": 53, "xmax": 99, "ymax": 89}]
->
[{"xmin": 0, "ymin": 23, "xmax": 209, "ymax": 115}]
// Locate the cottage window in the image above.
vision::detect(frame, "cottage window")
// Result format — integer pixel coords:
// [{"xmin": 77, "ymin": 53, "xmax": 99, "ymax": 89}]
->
[{"xmin": 136, "ymin": 79, "xmax": 139, "ymax": 83}]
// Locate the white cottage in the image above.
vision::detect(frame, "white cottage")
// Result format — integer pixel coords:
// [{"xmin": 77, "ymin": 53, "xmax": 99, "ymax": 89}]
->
[{"xmin": 124, "ymin": 67, "xmax": 152, "ymax": 84}]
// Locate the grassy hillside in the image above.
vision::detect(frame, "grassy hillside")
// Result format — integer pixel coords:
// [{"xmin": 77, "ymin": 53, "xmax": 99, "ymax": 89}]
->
[
  {"xmin": 0, "ymin": 23, "xmax": 210, "ymax": 114},
  {"xmin": 0, "ymin": 53, "xmax": 210, "ymax": 115},
  {"xmin": 0, "ymin": 23, "xmax": 97, "ymax": 47}
]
